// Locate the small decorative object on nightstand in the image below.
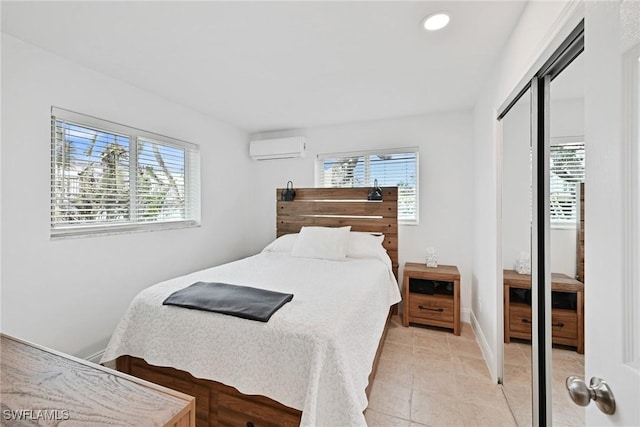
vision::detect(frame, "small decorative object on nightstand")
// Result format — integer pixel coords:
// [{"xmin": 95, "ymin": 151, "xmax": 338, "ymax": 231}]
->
[
  {"xmin": 425, "ymin": 247, "xmax": 438, "ymax": 268},
  {"xmin": 402, "ymin": 262, "xmax": 460, "ymax": 335}
]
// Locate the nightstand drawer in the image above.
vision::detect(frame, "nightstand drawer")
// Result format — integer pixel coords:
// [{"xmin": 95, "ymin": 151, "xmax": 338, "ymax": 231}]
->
[
  {"xmin": 408, "ymin": 294, "xmax": 454, "ymax": 323},
  {"xmin": 509, "ymin": 303, "xmax": 532, "ymax": 335},
  {"xmin": 552, "ymin": 309, "xmax": 578, "ymax": 340},
  {"xmin": 507, "ymin": 304, "xmax": 579, "ymax": 343}
]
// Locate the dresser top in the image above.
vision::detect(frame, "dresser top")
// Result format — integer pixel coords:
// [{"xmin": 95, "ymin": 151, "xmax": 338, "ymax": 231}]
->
[
  {"xmin": 503, "ymin": 269, "xmax": 584, "ymax": 292},
  {"xmin": 404, "ymin": 262, "xmax": 460, "ymax": 279},
  {"xmin": 0, "ymin": 334, "xmax": 194, "ymax": 425}
]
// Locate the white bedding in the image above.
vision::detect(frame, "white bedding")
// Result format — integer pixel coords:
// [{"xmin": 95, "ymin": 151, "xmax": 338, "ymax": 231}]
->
[{"xmin": 102, "ymin": 250, "xmax": 401, "ymax": 426}]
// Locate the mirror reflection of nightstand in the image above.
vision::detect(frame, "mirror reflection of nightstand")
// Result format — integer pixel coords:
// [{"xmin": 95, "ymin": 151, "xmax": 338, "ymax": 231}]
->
[{"xmin": 503, "ymin": 269, "xmax": 584, "ymax": 353}]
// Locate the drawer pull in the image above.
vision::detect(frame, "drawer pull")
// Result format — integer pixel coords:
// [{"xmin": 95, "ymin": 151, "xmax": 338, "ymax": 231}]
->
[
  {"xmin": 519, "ymin": 319, "xmax": 564, "ymax": 327},
  {"xmin": 418, "ymin": 305, "xmax": 444, "ymax": 312},
  {"xmin": 247, "ymin": 423, "xmax": 255, "ymax": 427}
]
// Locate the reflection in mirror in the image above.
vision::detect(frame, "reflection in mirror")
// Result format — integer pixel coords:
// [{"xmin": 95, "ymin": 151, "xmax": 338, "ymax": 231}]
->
[
  {"xmin": 501, "ymin": 88, "xmax": 533, "ymax": 426},
  {"xmin": 501, "ymin": 52, "xmax": 587, "ymax": 427},
  {"xmin": 549, "ymin": 53, "xmax": 585, "ymax": 426}
]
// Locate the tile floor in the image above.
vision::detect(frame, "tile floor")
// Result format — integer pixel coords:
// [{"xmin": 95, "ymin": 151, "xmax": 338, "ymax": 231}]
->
[
  {"xmin": 365, "ymin": 316, "xmax": 517, "ymax": 427},
  {"xmin": 502, "ymin": 341, "xmax": 585, "ymax": 426}
]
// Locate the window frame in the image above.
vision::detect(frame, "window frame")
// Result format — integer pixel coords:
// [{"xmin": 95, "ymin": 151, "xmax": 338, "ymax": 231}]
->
[
  {"xmin": 549, "ymin": 136, "xmax": 585, "ymax": 229},
  {"xmin": 50, "ymin": 107, "xmax": 201, "ymax": 239},
  {"xmin": 315, "ymin": 147, "xmax": 419, "ymax": 225}
]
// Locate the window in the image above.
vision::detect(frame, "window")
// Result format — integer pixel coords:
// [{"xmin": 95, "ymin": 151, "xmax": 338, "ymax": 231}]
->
[
  {"xmin": 51, "ymin": 107, "xmax": 200, "ymax": 237},
  {"xmin": 317, "ymin": 148, "xmax": 418, "ymax": 223},
  {"xmin": 550, "ymin": 140, "xmax": 585, "ymax": 226}
]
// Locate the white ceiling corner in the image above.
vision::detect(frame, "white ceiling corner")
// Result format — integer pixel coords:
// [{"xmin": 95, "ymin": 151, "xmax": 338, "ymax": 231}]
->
[{"xmin": 1, "ymin": 1, "xmax": 528, "ymax": 133}]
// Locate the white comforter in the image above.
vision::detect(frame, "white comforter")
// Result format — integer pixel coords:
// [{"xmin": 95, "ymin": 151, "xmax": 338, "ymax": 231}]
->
[{"xmin": 102, "ymin": 251, "xmax": 401, "ymax": 426}]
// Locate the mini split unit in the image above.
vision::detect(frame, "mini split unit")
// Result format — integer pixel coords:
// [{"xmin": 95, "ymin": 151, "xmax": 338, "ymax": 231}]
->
[{"xmin": 249, "ymin": 136, "xmax": 306, "ymax": 160}]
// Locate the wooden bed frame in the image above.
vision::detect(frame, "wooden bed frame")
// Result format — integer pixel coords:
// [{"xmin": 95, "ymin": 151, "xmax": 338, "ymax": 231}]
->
[{"xmin": 116, "ymin": 187, "xmax": 399, "ymax": 426}]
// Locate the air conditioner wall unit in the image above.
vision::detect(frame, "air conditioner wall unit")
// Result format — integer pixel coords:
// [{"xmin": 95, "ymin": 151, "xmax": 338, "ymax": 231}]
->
[{"xmin": 249, "ymin": 136, "xmax": 306, "ymax": 160}]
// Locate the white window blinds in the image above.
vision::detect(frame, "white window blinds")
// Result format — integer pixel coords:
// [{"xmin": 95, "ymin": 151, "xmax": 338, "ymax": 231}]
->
[
  {"xmin": 136, "ymin": 138, "xmax": 187, "ymax": 222},
  {"xmin": 51, "ymin": 108, "xmax": 200, "ymax": 237},
  {"xmin": 317, "ymin": 148, "xmax": 418, "ymax": 223},
  {"xmin": 550, "ymin": 141, "xmax": 585, "ymax": 225}
]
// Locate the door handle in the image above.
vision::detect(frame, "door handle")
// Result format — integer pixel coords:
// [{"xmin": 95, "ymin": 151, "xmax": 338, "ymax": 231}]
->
[{"xmin": 566, "ymin": 376, "xmax": 616, "ymax": 415}]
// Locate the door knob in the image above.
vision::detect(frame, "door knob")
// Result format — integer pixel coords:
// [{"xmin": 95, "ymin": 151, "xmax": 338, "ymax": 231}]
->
[{"xmin": 566, "ymin": 376, "xmax": 616, "ymax": 415}]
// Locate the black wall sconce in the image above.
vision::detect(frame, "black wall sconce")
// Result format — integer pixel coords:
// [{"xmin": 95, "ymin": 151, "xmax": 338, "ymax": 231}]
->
[
  {"xmin": 367, "ymin": 179, "xmax": 383, "ymax": 201},
  {"xmin": 281, "ymin": 181, "xmax": 296, "ymax": 201}
]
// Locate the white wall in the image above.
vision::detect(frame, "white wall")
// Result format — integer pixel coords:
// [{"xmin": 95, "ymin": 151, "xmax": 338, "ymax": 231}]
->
[
  {"xmin": 502, "ymin": 97, "xmax": 584, "ymax": 278},
  {"xmin": 249, "ymin": 111, "xmax": 474, "ymax": 319},
  {"xmin": 0, "ymin": 34, "xmax": 253, "ymax": 357},
  {"xmin": 471, "ymin": 1, "xmax": 582, "ymax": 380}
]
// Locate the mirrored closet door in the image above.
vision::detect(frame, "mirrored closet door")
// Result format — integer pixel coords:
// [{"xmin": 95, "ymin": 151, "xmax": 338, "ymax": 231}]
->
[
  {"xmin": 548, "ymin": 50, "xmax": 585, "ymax": 427},
  {"xmin": 499, "ymin": 21, "xmax": 585, "ymax": 426},
  {"xmin": 500, "ymin": 87, "xmax": 533, "ymax": 426},
  {"xmin": 501, "ymin": 6, "xmax": 640, "ymax": 424}
]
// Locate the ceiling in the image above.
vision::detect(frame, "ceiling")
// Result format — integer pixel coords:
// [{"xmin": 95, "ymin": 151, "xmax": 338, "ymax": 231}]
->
[{"xmin": 1, "ymin": 1, "xmax": 527, "ymax": 133}]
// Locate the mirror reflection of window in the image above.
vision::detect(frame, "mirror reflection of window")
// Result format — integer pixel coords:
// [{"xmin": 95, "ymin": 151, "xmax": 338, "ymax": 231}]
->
[{"xmin": 550, "ymin": 140, "xmax": 585, "ymax": 226}]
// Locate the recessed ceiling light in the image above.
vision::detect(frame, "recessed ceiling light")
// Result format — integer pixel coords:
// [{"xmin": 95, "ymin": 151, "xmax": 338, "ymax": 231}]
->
[{"xmin": 422, "ymin": 12, "xmax": 450, "ymax": 31}]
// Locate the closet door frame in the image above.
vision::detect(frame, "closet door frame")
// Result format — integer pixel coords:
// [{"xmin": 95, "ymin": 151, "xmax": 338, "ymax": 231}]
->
[{"xmin": 530, "ymin": 73, "xmax": 552, "ymax": 427}]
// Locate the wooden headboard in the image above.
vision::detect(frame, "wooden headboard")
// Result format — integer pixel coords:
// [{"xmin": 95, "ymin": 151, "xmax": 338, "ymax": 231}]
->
[
  {"xmin": 276, "ymin": 187, "xmax": 399, "ymax": 278},
  {"xmin": 576, "ymin": 182, "xmax": 584, "ymax": 282}
]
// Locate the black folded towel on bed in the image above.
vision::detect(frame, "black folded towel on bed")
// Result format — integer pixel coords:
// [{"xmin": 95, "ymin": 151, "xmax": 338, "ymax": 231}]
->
[{"xmin": 162, "ymin": 282, "xmax": 294, "ymax": 322}]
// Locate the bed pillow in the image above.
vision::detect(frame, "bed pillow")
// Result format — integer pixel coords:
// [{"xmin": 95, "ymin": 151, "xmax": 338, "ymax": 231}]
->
[
  {"xmin": 347, "ymin": 232, "xmax": 385, "ymax": 259},
  {"xmin": 291, "ymin": 226, "xmax": 351, "ymax": 261},
  {"xmin": 262, "ymin": 233, "xmax": 299, "ymax": 253}
]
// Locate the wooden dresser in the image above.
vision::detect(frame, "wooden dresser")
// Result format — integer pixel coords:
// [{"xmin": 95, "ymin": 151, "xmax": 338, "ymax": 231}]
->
[
  {"xmin": 0, "ymin": 334, "xmax": 195, "ymax": 426},
  {"xmin": 503, "ymin": 269, "xmax": 584, "ymax": 353},
  {"xmin": 402, "ymin": 263, "xmax": 461, "ymax": 335}
]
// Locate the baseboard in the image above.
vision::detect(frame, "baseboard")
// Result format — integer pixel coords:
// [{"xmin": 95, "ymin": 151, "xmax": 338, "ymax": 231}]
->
[
  {"xmin": 461, "ymin": 308, "xmax": 471, "ymax": 324},
  {"xmin": 470, "ymin": 310, "xmax": 498, "ymax": 383}
]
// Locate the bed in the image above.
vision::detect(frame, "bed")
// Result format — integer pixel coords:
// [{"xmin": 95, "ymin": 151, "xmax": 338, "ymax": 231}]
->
[{"xmin": 102, "ymin": 187, "xmax": 400, "ymax": 426}]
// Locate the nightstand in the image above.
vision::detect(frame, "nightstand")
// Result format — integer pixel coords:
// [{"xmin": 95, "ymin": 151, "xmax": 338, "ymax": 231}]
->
[
  {"xmin": 402, "ymin": 262, "xmax": 460, "ymax": 335},
  {"xmin": 503, "ymin": 269, "xmax": 584, "ymax": 353}
]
